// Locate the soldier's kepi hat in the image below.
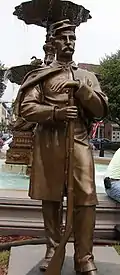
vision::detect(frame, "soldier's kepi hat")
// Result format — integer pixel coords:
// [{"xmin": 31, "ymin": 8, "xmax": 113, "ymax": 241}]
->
[{"xmin": 50, "ymin": 19, "xmax": 76, "ymax": 37}]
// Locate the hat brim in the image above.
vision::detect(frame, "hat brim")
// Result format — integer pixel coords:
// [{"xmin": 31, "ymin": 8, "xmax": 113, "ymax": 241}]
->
[{"xmin": 54, "ymin": 24, "xmax": 76, "ymax": 35}]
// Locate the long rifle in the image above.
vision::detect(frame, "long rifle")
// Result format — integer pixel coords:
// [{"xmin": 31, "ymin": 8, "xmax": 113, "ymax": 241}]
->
[{"xmin": 45, "ymin": 89, "xmax": 75, "ymax": 275}]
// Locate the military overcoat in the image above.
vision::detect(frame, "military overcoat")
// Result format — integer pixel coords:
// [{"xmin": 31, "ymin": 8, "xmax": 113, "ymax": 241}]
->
[{"xmin": 15, "ymin": 61, "xmax": 108, "ymax": 205}]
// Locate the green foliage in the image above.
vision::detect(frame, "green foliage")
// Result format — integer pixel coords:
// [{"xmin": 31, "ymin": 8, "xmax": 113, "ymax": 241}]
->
[
  {"xmin": 114, "ymin": 244, "xmax": 120, "ymax": 255},
  {"xmin": 0, "ymin": 60, "xmax": 6, "ymax": 98},
  {"xmin": 0, "ymin": 61, "xmax": 5, "ymax": 69},
  {"xmin": 99, "ymin": 50, "xmax": 120, "ymax": 125},
  {"xmin": 0, "ymin": 250, "xmax": 10, "ymax": 267}
]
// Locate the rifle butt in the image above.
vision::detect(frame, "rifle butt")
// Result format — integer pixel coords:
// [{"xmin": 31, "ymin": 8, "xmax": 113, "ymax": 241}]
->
[{"xmin": 45, "ymin": 226, "xmax": 72, "ymax": 275}]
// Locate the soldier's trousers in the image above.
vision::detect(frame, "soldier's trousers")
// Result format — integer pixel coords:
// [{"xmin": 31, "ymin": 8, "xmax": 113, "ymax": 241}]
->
[{"xmin": 42, "ymin": 200, "xmax": 97, "ymax": 273}]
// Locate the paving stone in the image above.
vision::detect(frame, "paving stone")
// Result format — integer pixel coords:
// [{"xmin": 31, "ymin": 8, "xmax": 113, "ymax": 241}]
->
[{"xmin": 8, "ymin": 244, "xmax": 120, "ymax": 275}]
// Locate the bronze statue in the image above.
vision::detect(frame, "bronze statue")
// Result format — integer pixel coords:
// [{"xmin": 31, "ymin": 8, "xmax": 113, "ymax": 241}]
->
[{"xmin": 14, "ymin": 19, "xmax": 108, "ymax": 275}]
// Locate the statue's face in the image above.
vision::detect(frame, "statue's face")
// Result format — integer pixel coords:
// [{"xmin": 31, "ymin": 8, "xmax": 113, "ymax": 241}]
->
[{"xmin": 54, "ymin": 30, "xmax": 76, "ymax": 59}]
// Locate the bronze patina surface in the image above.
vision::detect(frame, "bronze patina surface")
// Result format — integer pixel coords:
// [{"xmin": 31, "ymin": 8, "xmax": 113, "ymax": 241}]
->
[{"xmin": 14, "ymin": 17, "xmax": 108, "ymax": 275}]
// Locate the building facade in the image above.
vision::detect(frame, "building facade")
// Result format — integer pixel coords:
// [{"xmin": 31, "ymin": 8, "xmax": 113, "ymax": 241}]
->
[
  {"xmin": 95, "ymin": 122, "xmax": 120, "ymax": 142},
  {"xmin": 0, "ymin": 102, "xmax": 11, "ymax": 132}
]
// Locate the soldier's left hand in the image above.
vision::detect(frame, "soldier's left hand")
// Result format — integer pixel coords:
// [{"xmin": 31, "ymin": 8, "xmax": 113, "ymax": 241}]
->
[
  {"xmin": 74, "ymin": 77, "xmax": 93, "ymax": 99},
  {"xmin": 80, "ymin": 77, "xmax": 92, "ymax": 89}
]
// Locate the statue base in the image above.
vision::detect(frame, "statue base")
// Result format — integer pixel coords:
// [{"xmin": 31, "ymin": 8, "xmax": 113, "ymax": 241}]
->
[{"xmin": 8, "ymin": 244, "xmax": 120, "ymax": 275}]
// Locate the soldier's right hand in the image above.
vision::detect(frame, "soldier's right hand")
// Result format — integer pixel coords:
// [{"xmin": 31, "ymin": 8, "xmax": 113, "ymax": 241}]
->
[
  {"xmin": 54, "ymin": 106, "xmax": 78, "ymax": 121},
  {"xmin": 62, "ymin": 80, "xmax": 80, "ymax": 90}
]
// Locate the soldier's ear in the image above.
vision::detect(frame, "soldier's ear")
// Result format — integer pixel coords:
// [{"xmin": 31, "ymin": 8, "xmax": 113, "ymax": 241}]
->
[{"xmin": 49, "ymin": 35, "xmax": 55, "ymax": 46}]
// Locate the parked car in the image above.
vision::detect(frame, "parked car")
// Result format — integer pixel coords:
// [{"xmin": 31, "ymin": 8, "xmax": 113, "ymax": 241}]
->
[
  {"xmin": 89, "ymin": 141, "xmax": 96, "ymax": 150},
  {"xmin": 3, "ymin": 136, "xmax": 13, "ymax": 145},
  {"xmin": 1, "ymin": 136, "xmax": 13, "ymax": 154},
  {"xmin": 90, "ymin": 138, "xmax": 120, "ymax": 151},
  {"xmin": 1, "ymin": 133, "xmax": 12, "ymax": 142}
]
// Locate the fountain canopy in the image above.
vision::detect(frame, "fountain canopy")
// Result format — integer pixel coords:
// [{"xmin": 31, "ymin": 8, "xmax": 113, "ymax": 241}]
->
[
  {"xmin": 13, "ymin": 0, "xmax": 91, "ymax": 30},
  {"xmin": 9, "ymin": 1, "xmax": 92, "ymax": 86},
  {"xmin": 5, "ymin": 58, "xmax": 43, "ymax": 85}
]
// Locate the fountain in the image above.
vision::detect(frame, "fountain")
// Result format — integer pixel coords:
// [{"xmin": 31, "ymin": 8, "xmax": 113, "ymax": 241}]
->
[
  {"xmin": 1, "ymin": 1, "xmax": 109, "ymax": 194},
  {"xmin": 4, "ymin": 46, "xmax": 56, "ymax": 173},
  {"xmin": 3, "ymin": 1, "xmax": 110, "ymax": 195},
  {"xmin": 0, "ymin": 1, "xmax": 111, "ymax": 202},
  {"xmin": 4, "ymin": 58, "xmax": 43, "ymax": 172},
  {"xmin": 2, "ymin": 0, "xmax": 91, "ymax": 175},
  {"xmin": 13, "ymin": 0, "xmax": 91, "ymax": 64}
]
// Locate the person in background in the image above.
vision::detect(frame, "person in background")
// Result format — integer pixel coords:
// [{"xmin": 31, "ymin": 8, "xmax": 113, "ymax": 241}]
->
[{"xmin": 104, "ymin": 148, "xmax": 120, "ymax": 202}]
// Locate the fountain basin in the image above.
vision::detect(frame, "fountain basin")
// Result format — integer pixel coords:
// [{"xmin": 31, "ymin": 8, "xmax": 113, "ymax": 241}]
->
[{"xmin": 0, "ymin": 159, "xmax": 107, "ymax": 194}]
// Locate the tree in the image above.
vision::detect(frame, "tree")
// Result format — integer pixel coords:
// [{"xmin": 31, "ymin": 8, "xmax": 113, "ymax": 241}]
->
[
  {"xmin": 99, "ymin": 50, "xmax": 120, "ymax": 125},
  {"xmin": 0, "ymin": 60, "xmax": 6, "ymax": 98}
]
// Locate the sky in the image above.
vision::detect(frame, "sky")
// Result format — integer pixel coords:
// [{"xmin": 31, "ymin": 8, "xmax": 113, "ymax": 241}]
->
[{"xmin": 0, "ymin": 0, "xmax": 120, "ymax": 101}]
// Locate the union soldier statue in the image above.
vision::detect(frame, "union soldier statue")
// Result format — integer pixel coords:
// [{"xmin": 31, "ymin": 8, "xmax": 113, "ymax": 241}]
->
[{"xmin": 14, "ymin": 19, "xmax": 108, "ymax": 275}]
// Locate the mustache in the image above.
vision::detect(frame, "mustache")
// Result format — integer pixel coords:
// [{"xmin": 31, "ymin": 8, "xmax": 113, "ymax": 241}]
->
[{"xmin": 62, "ymin": 46, "xmax": 74, "ymax": 52}]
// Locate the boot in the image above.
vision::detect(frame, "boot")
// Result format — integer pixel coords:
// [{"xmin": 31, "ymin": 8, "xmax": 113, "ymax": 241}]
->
[
  {"xmin": 73, "ymin": 206, "xmax": 97, "ymax": 274},
  {"xmin": 39, "ymin": 246, "xmax": 55, "ymax": 271},
  {"xmin": 39, "ymin": 200, "xmax": 62, "ymax": 271}
]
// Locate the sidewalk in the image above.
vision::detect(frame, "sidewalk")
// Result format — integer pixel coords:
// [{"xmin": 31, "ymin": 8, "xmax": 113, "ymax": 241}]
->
[
  {"xmin": 0, "ymin": 189, "xmax": 28, "ymax": 198},
  {"xmin": 93, "ymin": 150, "xmax": 114, "ymax": 158}
]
